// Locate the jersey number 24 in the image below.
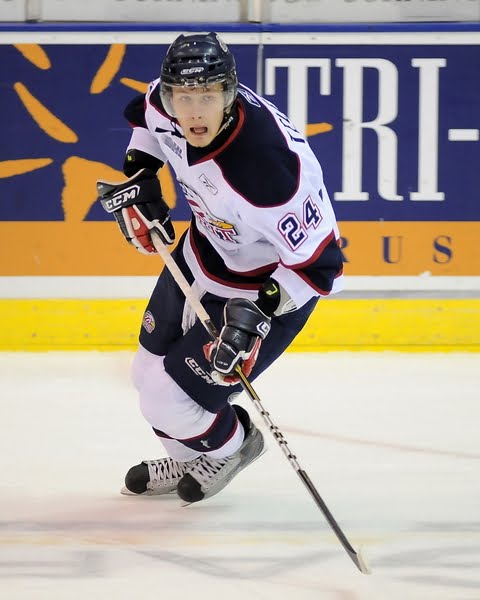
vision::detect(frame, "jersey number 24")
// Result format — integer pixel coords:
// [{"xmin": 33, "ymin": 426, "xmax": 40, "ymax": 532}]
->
[{"xmin": 278, "ymin": 196, "xmax": 322, "ymax": 250}]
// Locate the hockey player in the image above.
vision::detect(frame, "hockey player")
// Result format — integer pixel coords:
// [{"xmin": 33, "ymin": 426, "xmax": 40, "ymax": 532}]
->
[{"xmin": 97, "ymin": 32, "xmax": 344, "ymax": 504}]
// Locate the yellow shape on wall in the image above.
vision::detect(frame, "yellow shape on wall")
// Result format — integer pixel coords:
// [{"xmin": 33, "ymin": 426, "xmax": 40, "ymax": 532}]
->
[
  {"xmin": 90, "ymin": 44, "xmax": 126, "ymax": 94},
  {"xmin": 61, "ymin": 157, "xmax": 178, "ymax": 222},
  {"xmin": 120, "ymin": 78, "xmax": 149, "ymax": 94},
  {"xmin": 306, "ymin": 122, "xmax": 333, "ymax": 137},
  {"xmin": 61, "ymin": 157, "xmax": 124, "ymax": 222},
  {"xmin": 159, "ymin": 163, "xmax": 177, "ymax": 209},
  {"xmin": 0, "ymin": 158, "xmax": 53, "ymax": 178},
  {"xmin": 14, "ymin": 82, "xmax": 78, "ymax": 143},
  {"xmin": 14, "ymin": 44, "xmax": 51, "ymax": 70}
]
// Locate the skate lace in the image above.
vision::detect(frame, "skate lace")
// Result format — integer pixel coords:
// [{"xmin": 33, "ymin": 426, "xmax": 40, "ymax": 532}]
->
[
  {"xmin": 146, "ymin": 458, "xmax": 187, "ymax": 486},
  {"xmin": 188, "ymin": 455, "xmax": 230, "ymax": 484}
]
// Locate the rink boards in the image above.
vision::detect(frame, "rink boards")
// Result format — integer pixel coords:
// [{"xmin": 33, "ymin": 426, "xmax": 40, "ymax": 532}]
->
[
  {"xmin": 0, "ymin": 23, "xmax": 479, "ymax": 350},
  {"xmin": 1, "ymin": 296, "xmax": 478, "ymax": 351}
]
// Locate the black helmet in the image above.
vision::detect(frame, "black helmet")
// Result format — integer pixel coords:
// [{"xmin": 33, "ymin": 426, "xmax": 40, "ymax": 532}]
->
[{"xmin": 160, "ymin": 32, "xmax": 238, "ymax": 117}]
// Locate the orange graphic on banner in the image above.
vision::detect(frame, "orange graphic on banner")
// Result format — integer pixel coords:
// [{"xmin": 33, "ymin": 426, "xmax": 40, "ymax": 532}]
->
[
  {"xmin": 120, "ymin": 77, "xmax": 149, "ymax": 94},
  {"xmin": 13, "ymin": 44, "xmax": 51, "ymax": 70},
  {"xmin": 339, "ymin": 222, "xmax": 480, "ymax": 276},
  {"xmin": 0, "ymin": 158, "xmax": 53, "ymax": 178},
  {"xmin": 90, "ymin": 44, "xmax": 126, "ymax": 94},
  {"xmin": 14, "ymin": 82, "xmax": 78, "ymax": 144},
  {"xmin": 61, "ymin": 158, "xmax": 124, "ymax": 222},
  {"xmin": 60, "ymin": 157, "xmax": 177, "ymax": 223},
  {"xmin": 0, "ymin": 221, "xmax": 189, "ymax": 275},
  {"xmin": 1, "ymin": 221, "xmax": 478, "ymax": 276},
  {"xmin": 306, "ymin": 122, "xmax": 333, "ymax": 136},
  {"xmin": 158, "ymin": 163, "xmax": 176, "ymax": 209}
]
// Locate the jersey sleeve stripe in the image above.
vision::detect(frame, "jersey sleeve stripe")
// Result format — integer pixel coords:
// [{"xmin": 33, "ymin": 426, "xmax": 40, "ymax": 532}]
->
[
  {"xmin": 280, "ymin": 230, "xmax": 336, "ymax": 270},
  {"xmin": 295, "ymin": 268, "xmax": 344, "ymax": 296}
]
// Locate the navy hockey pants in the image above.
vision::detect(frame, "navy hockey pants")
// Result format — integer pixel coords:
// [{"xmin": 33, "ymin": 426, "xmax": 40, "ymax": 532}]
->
[{"xmin": 139, "ymin": 240, "xmax": 319, "ymax": 414}]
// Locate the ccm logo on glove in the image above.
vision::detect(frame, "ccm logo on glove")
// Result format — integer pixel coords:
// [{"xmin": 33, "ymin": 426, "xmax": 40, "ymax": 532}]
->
[
  {"xmin": 256, "ymin": 321, "xmax": 271, "ymax": 337},
  {"xmin": 101, "ymin": 184, "xmax": 140, "ymax": 212}
]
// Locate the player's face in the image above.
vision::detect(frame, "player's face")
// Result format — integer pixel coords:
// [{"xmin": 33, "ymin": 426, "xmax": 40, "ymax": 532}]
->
[{"xmin": 171, "ymin": 84, "xmax": 225, "ymax": 147}]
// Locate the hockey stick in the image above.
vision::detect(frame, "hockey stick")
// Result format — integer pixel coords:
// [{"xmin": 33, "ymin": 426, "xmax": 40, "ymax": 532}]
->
[{"xmin": 151, "ymin": 231, "xmax": 371, "ymax": 575}]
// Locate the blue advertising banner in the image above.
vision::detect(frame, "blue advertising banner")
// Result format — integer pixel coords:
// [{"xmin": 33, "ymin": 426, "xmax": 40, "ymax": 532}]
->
[
  {"xmin": 262, "ymin": 37, "xmax": 480, "ymax": 222},
  {"xmin": 0, "ymin": 28, "xmax": 479, "ymax": 276},
  {"xmin": 0, "ymin": 39, "xmax": 258, "ymax": 223}
]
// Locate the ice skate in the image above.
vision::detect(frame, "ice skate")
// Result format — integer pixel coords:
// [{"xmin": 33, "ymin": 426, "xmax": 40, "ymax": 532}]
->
[
  {"xmin": 121, "ymin": 457, "xmax": 192, "ymax": 496},
  {"xmin": 177, "ymin": 405, "xmax": 266, "ymax": 504}
]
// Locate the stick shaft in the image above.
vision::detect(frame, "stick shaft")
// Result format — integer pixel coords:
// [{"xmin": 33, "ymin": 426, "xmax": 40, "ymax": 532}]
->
[{"xmin": 152, "ymin": 233, "xmax": 218, "ymax": 338}]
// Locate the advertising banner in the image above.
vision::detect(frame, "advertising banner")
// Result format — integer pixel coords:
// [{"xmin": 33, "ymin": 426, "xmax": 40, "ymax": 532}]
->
[
  {"xmin": 262, "ymin": 31, "xmax": 480, "ymax": 276},
  {"xmin": 39, "ymin": 0, "xmax": 242, "ymax": 22},
  {"xmin": 266, "ymin": 0, "xmax": 480, "ymax": 23},
  {"xmin": 0, "ymin": 29, "xmax": 479, "ymax": 279},
  {"xmin": 0, "ymin": 33, "xmax": 258, "ymax": 276}
]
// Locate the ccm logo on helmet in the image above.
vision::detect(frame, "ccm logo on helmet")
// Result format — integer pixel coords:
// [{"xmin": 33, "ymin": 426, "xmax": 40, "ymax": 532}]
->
[
  {"xmin": 103, "ymin": 184, "xmax": 140, "ymax": 212},
  {"xmin": 180, "ymin": 66, "xmax": 204, "ymax": 75}
]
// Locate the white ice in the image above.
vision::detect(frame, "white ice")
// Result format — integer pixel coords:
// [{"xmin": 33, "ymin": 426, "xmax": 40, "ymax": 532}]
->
[{"xmin": 1, "ymin": 351, "xmax": 479, "ymax": 599}]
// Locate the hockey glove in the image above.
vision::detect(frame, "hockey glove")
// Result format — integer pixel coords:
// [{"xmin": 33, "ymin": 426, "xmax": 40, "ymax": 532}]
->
[
  {"xmin": 204, "ymin": 298, "xmax": 271, "ymax": 386},
  {"xmin": 97, "ymin": 168, "xmax": 175, "ymax": 254}
]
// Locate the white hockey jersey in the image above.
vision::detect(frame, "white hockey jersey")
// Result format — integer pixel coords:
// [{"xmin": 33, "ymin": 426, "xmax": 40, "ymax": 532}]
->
[{"xmin": 125, "ymin": 82, "xmax": 344, "ymax": 310}]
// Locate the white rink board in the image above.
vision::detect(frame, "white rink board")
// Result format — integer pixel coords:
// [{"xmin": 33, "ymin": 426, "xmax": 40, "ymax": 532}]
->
[
  {"xmin": 39, "ymin": 0, "xmax": 242, "ymax": 22},
  {"xmin": 0, "ymin": 0, "xmax": 25, "ymax": 20},
  {"xmin": 1, "ymin": 276, "xmax": 479, "ymax": 298},
  {"xmin": 266, "ymin": 0, "xmax": 480, "ymax": 23}
]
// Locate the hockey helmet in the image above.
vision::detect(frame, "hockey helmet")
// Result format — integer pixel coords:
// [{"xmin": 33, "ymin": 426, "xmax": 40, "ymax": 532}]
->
[{"xmin": 160, "ymin": 32, "xmax": 238, "ymax": 117}]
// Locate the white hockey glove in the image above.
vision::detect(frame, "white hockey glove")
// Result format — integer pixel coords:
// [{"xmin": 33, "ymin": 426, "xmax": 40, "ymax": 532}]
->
[
  {"xmin": 204, "ymin": 298, "xmax": 271, "ymax": 386},
  {"xmin": 97, "ymin": 168, "xmax": 175, "ymax": 254}
]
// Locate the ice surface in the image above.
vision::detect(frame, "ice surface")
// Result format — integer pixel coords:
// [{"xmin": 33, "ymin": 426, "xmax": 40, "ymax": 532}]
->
[{"xmin": 1, "ymin": 351, "xmax": 479, "ymax": 599}]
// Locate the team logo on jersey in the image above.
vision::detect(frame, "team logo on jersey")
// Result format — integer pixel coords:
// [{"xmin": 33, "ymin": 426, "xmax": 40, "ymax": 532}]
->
[
  {"xmin": 191, "ymin": 203, "xmax": 238, "ymax": 243},
  {"xmin": 178, "ymin": 179, "xmax": 239, "ymax": 243},
  {"xmin": 199, "ymin": 173, "xmax": 218, "ymax": 195},
  {"xmin": 142, "ymin": 310, "xmax": 156, "ymax": 333}
]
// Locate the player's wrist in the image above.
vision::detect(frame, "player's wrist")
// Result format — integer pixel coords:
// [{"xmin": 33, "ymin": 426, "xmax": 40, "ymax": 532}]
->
[
  {"xmin": 255, "ymin": 278, "xmax": 297, "ymax": 317},
  {"xmin": 123, "ymin": 149, "xmax": 164, "ymax": 177},
  {"xmin": 255, "ymin": 278, "xmax": 281, "ymax": 317}
]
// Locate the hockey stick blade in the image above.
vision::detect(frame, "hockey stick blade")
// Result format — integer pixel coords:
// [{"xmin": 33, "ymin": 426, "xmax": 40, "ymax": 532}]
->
[{"xmin": 299, "ymin": 468, "xmax": 371, "ymax": 575}]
